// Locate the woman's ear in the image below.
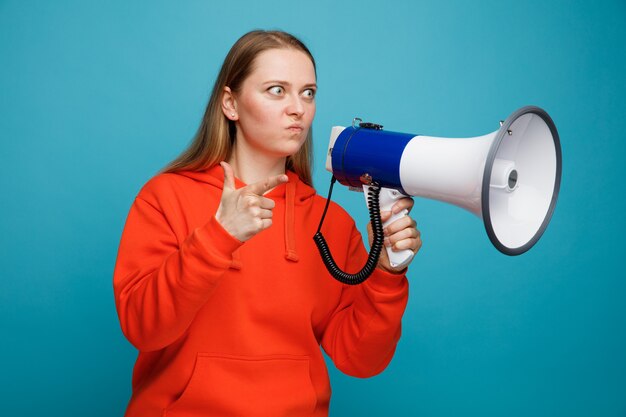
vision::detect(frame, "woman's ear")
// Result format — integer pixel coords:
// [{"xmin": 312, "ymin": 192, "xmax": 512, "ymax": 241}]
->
[{"xmin": 221, "ymin": 86, "xmax": 238, "ymax": 121}]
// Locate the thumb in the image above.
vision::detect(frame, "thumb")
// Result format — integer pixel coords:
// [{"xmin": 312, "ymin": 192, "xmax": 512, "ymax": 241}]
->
[{"xmin": 220, "ymin": 161, "xmax": 236, "ymax": 191}]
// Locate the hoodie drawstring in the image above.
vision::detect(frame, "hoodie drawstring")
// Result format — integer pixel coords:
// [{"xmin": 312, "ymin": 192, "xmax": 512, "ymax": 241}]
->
[
  {"xmin": 230, "ymin": 250, "xmax": 242, "ymax": 270},
  {"xmin": 284, "ymin": 178, "xmax": 299, "ymax": 262}
]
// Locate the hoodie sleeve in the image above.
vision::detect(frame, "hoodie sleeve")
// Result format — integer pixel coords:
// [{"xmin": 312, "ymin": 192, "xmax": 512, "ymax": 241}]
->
[
  {"xmin": 113, "ymin": 195, "xmax": 243, "ymax": 352},
  {"xmin": 320, "ymin": 223, "xmax": 409, "ymax": 378}
]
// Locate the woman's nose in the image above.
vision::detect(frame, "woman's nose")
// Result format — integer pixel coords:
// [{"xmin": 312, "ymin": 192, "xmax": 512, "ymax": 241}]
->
[{"xmin": 286, "ymin": 95, "xmax": 305, "ymax": 118}]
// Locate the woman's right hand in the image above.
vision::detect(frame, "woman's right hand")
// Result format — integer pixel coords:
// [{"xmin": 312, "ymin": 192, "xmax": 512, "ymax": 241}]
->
[{"xmin": 215, "ymin": 161, "xmax": 288, "ymax": 242}]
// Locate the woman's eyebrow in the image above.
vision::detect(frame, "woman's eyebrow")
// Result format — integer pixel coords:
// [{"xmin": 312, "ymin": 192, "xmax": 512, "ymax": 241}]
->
[
  {"xmin": 262, "ymin": 80, "xmax": 317, "ymax": 88},
  {"xmin": 263, "ymin": 80, "xmax": 290, "ymax": 86}
]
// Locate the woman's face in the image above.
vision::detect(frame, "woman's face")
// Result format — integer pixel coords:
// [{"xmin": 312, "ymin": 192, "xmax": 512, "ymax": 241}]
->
[{"xmin": 229, "ymin": 48, "xmax": 317, "ymax": 160}]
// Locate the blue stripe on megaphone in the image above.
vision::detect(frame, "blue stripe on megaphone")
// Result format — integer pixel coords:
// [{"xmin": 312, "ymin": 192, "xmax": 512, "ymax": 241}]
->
[{"xmin": 331, "ymin": 126, "xmax": 414, "ymax": 194}]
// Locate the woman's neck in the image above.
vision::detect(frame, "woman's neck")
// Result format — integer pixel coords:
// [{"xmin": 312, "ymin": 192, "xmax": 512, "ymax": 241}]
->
[{"xmin": 227, "ymin": 142, "xmax": 286, "ymax": 186}]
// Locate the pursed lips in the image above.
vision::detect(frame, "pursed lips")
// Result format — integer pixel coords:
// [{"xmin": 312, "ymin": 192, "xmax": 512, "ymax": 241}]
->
[{"xmin": 287, "ymin": 125, "xmax": 303, "ymax": 132}]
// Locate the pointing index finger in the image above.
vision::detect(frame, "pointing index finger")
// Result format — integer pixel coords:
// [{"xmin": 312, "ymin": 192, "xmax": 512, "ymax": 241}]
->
[{"xmin": 247, "ymin": 173, "xmax": 289, "ymax": 195}]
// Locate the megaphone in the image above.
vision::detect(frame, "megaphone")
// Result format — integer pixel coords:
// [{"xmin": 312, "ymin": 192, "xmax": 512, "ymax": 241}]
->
[{"xmin": 313, "ymin": 106, "xmax": 561, "ymax": 285}]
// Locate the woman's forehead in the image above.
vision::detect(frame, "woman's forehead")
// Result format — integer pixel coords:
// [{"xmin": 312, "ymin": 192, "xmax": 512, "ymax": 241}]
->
[{"xmin": 248, "ymin": 48, "xmax": 316, "ymax": 84}]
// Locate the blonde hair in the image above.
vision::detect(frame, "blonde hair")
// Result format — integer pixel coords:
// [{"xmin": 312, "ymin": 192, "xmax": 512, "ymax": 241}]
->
[{"xmin": 162, "ymin": 30, "xmax": 316, "ymax": 185}]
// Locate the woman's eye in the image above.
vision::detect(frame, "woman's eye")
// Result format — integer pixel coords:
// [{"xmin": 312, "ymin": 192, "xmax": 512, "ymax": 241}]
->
[
  {"xmin": 268, "ymin": 86, "xmax": 284, "ymax": 95},
  {"xmin": 302, "ymin": 89, "xmax": 316, "ymax": 99}
]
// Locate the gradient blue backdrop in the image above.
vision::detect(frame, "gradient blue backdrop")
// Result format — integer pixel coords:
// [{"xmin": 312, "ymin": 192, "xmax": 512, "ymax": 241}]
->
[{"xmin": 1, "ymin": 1, "xmax": 625, "ymax": 416}]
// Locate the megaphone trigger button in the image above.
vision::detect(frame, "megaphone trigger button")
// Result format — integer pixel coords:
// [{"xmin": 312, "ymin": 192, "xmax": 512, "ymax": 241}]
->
[{"xmin": 360, "ymin": 173, "xmax": 373, "ymax": 185}]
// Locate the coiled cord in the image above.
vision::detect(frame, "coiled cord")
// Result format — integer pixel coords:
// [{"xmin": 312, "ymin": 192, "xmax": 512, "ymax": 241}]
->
[{"xmin": 313, "ymin": 177, "xmax": 384, "ymax": 285}]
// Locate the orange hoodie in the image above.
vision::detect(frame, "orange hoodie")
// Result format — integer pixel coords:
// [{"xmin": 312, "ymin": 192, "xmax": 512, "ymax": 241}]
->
[{"xmin": 113, "ymin": 165, "xmax": 409, "ymax": 417}]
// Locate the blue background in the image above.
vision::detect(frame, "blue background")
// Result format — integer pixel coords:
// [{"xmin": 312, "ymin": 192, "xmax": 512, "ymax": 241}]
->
[{"xmin": 1, "ymin": 1, "xmax": 625, "ymax": 416}]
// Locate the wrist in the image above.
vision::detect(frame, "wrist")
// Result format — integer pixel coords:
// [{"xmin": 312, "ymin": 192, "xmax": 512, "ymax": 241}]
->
[
  {"xmin": 376, "ymin": 264, "xmax": 407, "ymax": 275},
  {"xmin": 215, "ymin": 213, "xmax": 241, "ymax": 242}
]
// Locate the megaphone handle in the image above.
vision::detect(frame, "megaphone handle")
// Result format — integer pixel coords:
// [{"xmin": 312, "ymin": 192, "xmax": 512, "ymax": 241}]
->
[{"xmin": 363, "ymin": 186, "xmax": 415, "ymax": 271}]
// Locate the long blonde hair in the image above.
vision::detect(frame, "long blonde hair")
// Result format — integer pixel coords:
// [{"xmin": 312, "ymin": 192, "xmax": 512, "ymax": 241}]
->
[{"xmin": 162, "ymin": 30, "xmax": 316, "ymax": 185}]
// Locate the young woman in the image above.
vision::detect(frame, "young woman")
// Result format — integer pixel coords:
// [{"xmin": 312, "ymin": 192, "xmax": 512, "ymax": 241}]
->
[{"xmin": 113, "ymin": 30, "xmax": 421, "ymax": 417}]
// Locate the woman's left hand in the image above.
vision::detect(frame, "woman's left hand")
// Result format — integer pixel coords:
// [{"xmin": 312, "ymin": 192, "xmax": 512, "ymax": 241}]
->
[{"xmin": 367, "ymin": 197, "xmax": 422, "ymax": 274}]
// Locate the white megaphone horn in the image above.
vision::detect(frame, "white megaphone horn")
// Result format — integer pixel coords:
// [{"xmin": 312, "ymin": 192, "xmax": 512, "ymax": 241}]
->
[{"xmin": 314, "ymin": 106, "xmax": 562, "ymax": 285}]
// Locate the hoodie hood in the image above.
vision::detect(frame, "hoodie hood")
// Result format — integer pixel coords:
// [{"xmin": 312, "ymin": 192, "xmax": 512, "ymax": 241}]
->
[{"xmin": 177, "ymin": 164, "xmax": 317, "ymax": 266}]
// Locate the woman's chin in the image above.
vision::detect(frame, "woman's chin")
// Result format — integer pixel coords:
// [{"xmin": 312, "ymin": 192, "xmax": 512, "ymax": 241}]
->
[{"xmin": 277, "ymin": 141, "xmax": 306, "ymax": 157}]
